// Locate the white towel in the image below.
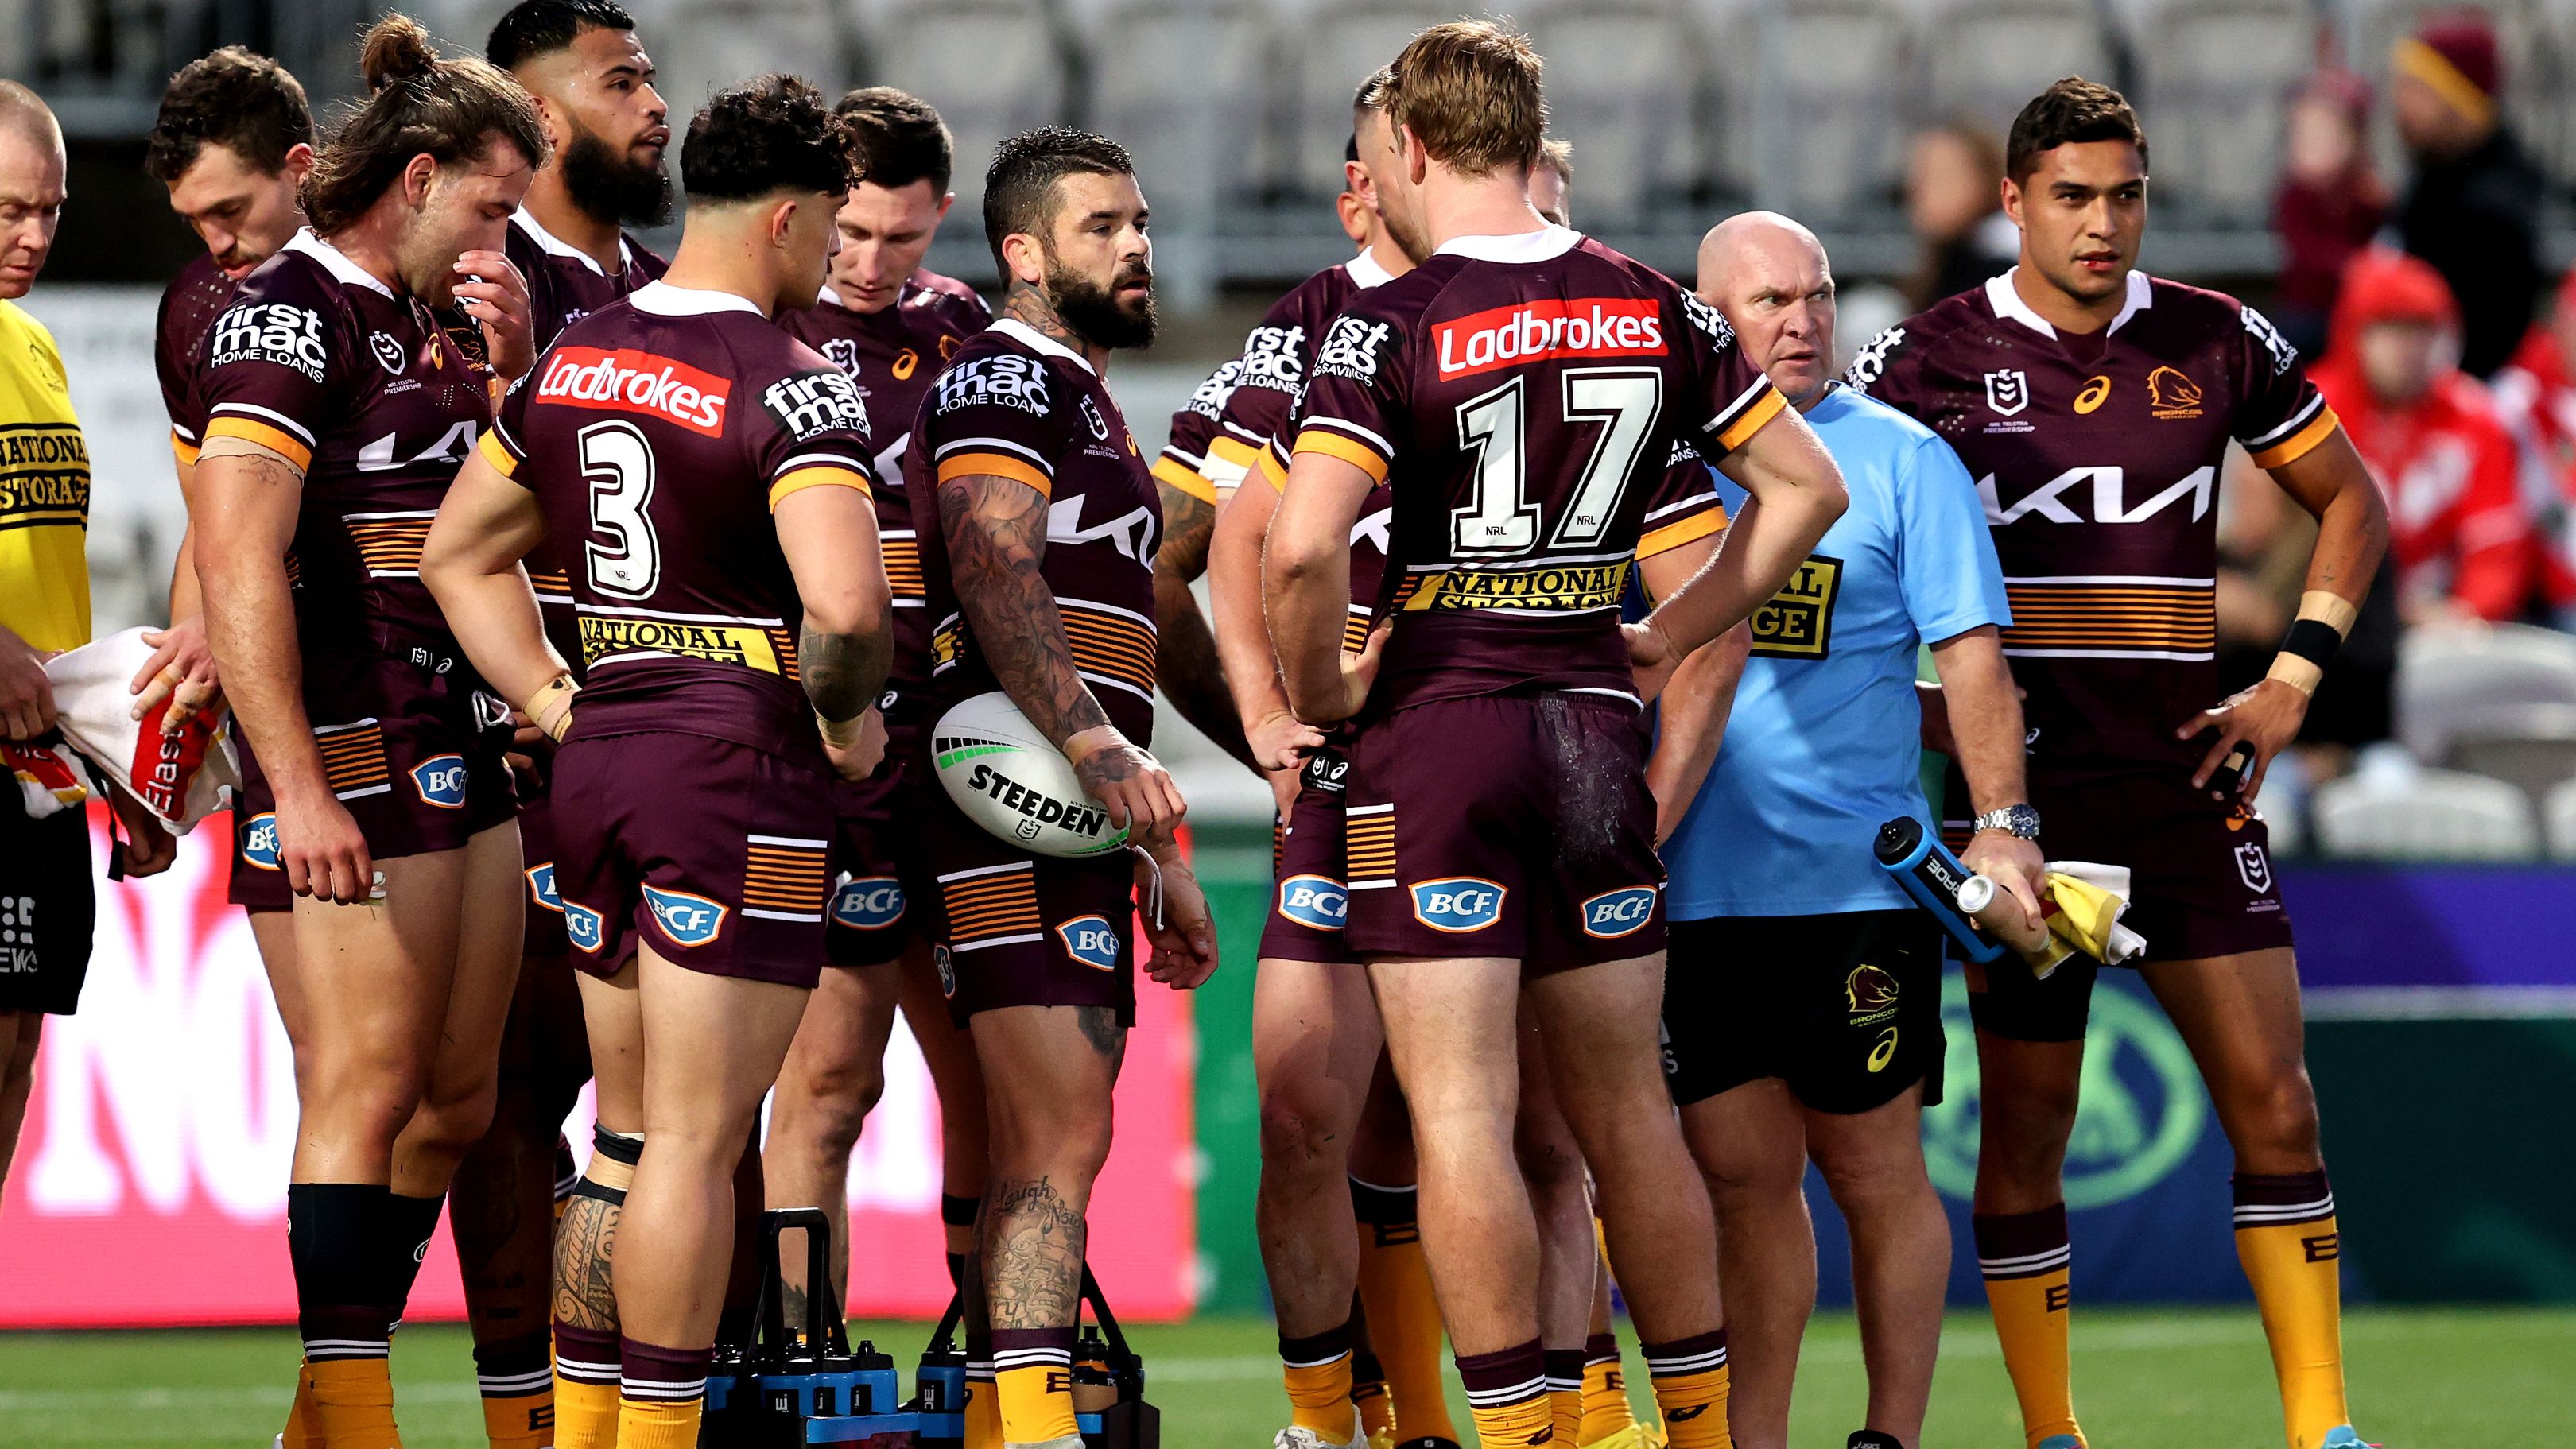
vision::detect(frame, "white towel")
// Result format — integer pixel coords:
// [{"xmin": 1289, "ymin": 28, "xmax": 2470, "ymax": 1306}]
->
[{"xmin": 41, "ymin": 626, "xmax": 239, "ymax": 834}]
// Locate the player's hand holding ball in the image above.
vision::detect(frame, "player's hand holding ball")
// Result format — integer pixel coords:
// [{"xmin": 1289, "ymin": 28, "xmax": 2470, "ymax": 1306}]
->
[
  {"xmin": 277, "ymin": 781, "xmax": 377, "ymax": 905},
  {"xmin": 1139, "ymin": 845, "xmax": 1219, "ymax": 989},
  {"xmin": 2177, "ymin": 677, "xmax": 2307, "ymax": 800},
  {"xmin": 819, "ymin": 707, "xmax": 888, "ymax": 782},
  {"xmin": 1065, "ymin": 725, "xmax": 1187, "ymax": 837}
]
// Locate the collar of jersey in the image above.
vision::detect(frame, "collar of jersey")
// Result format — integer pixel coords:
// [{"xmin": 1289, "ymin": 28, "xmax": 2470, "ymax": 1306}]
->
[
  {"xmin": 511, "ymin": 207, "xmax": 633, "ymax": 277},
  {"xmin": 1984, "ymin": 267, "xmax": 2152, "ymax": 339},
  {"xmin": 285, "ymin": 228, "xmax": 394, "ymax": 300},
  {"xmin": 1345, "ymin": 247, "xmax": 1398, "ymax": 289},
  {"xmin": 989, "ymin": 316, "xmax": 1096, "ymax": 375},
  {"xmin": 630, "ymin": 280, "xmax": 763, "ymax": 318},
  {"xmin": 1432, "ymin": 224, "xmax": 1581, "ymax": 265}
]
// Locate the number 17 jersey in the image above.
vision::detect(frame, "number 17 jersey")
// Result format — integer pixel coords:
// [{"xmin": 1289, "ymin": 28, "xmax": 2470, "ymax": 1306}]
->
[{"xmin": 1289, "ymin": 226, "xmax": 1780, "ymax": 714}]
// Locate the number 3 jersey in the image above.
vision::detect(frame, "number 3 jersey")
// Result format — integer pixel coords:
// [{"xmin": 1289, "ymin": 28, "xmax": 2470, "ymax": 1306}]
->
[
  {"xmin": 1289, "ymin": 227, "xmax": 1777, "ymax": 714},
  {"xmin": 1845, "ymin": 269, "xmax": 2342, "ymax": 780},
  {"xmin": 480, "ymin": 281, "xmax": 878, "ymax": 765}
]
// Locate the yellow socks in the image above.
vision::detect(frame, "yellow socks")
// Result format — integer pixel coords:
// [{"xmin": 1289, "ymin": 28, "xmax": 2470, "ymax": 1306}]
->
[
  {"xmin": 474, "ymin": 1331, "xmax": 554, "ymax": 1449},
  {"xmin": 993, "ymin": 1327, "xmax": 1080, "ymax": 1445},
  {"xmin": 2234, "ymin": 1172, "xmax": 2351, "ymax": 1449},
  {"xmin": 1352, "ymin": 1345, "xmax": 1397, "ymax": 1443},
  {"xmin": 1975, "ymin": 1204, "xmax": 2083, "ymax": 1449},
  {"xmin": 1579, "ymin": 1332, "xmax": 1639, "ymax": 1443},
  {"xmin": 614, "ymin": 1337, "xmax": 708, "ymax": 1449},
  {"xmin": 1457, "ymin": 1339, "xmax": 1554, "ymax": 1447},
  {"xmin": 1352, "ymin": 1177, "xmax": 1457, "ymax": 1444},
  {"xmin": 306, "ymin": 1357, "xmax": 402, "ymax": 1449},
  {"xmin": 552, "ymin": 1324, "xmax": 622, "ymax": 1449},
  {"xmin": 1282, "ymin": 1323, "xmax": 1360, "ymax": 1443},
  {"xmin": 1546, "ymin": 1348, "xmax": 1587, "ymax": 1447},
  {"xmin": 277, "ymin": 1363, "xmax": 316, "ymax": 1449},
  {"xmin": 964, "ymin": 1338, "xmax": 1003, "ymax": 1449},
  {"xmin": 1642, "ymin": 1332, "xmax": 1730, "ymax": 1449}
]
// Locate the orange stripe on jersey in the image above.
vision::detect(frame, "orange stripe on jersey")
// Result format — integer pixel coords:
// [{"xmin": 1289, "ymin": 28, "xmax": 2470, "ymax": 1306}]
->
[
  {"xmin": 943, "ymin": 870, "xmax": 1043, "ymax": 943},
  {"xmin": 1340, "ymin": 607, "xmax": 1374, "ymax": 654},
  {"xmin": 2001, "ymin": 580, "xmax": 2217, "ymax": 654},
  {"xmin": 475, "ymin": 428, "xmax": 521, "ymax": 478},
  {"xmin": 314, "ymin": 722, "xmax": 390, "ymax": 795},
  {"xmin": 1150, "ymin": 453, "xmax": 1218, "ymax": 503},
  {"xmin": 766, "ymin": 626, "xmax": 800, "ymax": 682},
  {"xmin": 1206, "ymin": 434, "xmax": 1264, "ymax": 475},
  {"xmin": 883, "ymin": 537, "xmax": 925, "ymax": 601},
  {"xmin": 171, "ymin": 432, "xmax": 201, "ymax": 468},
  {"xmin": 528, "ymin": 565, "xmax": 573, "ymax": 602},
  {"xmin": 743, "ymin": 841, "xmax": 829, "ymax": 914},
  {"xmin": 770, "ymin": 463, "xmax": 871, "ymax": 510},
  {"xmin": 1257, "ymin": 441, "xmax": 1290, "ymax": 493},
  {"xmin": 1061, "ymin": 603, "xmax": 1158, "ymax": 699},
  {"xmin": 203, "ymin": 416, "xmax": 312, "ymax": 471},
  {"xmin": 2247, "ymin": 405, "xmax": 2341, "ymax": 471},
  {"xmin": 1344, "ymin": 808, "xmax": 1398, "ymax": 884},
  {"xmin": 1293, "ymin": 426, "xmax": 1392, "ymax": 484},
  {"xmin": 347, "ymin": 516, "xmax": 433, "ymax": 576},
  {"xmin": 937, "ymin": 450, "xmax": 1053, "ymax": 498},
  {"xmin": 1638, "ymin": 504, "xmax": 1727, "ymax": 560},
  {"xmin": 1711, "ymin": 383, "xmax": 1788, "ymax": 453}
]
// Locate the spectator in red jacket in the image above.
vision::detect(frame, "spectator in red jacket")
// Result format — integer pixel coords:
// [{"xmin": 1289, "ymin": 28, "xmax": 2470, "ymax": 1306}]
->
[
  {"xmin": 2312, "ymin": 248, "xmax": 2531, "ymax": 622},
  {"xmin": 2492, "ymin": 265, "xmax": 2576, "ymax": 630}
]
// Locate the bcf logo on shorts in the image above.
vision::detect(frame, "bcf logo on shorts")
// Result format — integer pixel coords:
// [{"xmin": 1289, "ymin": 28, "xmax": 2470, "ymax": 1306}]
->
[
  {"xmin": 411, "ymin": 754, "xmax": 469, "ymax": 809},
  {"xmin": 526, "ymin": 862, "xmax": 564, "ymax": 913},
  {"xmin": 831, "ymin": 876, "xmax": 906, "ymax": 931},
  {"xmin": 1056, "ymin": 915, "xmax": 1121, "ymax": 971},
  {"xmin": 1410, "ymin": 878, "xmax": 1507, "ymax": 933},
  {"xmin": 1580, "ymin": 885, "xmax": 1658, "ymax": 939},
  {"xmin": 239, "ymin": 812, "xmax": 281, "ymax": 871},
  {"xmin": 642, "ymin": 885, "xmax": 728, "ymax": 947},
  {"xmin": 563, "ymin": 901, "xmax": 606, "ymax": 955},
  {"xmin": 1277, "ymin": 874, "xmax": 1348, "ymax": 931}
]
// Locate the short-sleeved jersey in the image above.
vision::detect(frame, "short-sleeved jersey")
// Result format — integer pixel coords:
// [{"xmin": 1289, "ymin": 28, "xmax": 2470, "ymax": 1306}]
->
[
  {"xmin": 1290, "ymin": 227, "xmax": 1780, "ymax": 713},
  {"xmin": 0, "ymin": 300, "xmax": 91, "ymax": 654},
  {"xmin": 1158, "ymin": 250, "xmax": 1401, "ymax": 502},
  {"xmin": 156, "ymin": 251, "xmax": 237, "ymax": 468},
  {"xmin": 480, "ymin": 281, "xmax": 876, "ymax": 764},
  {"xmin": 199, "ymin": 230, "xmax": 498, "ymax": 654},
  {"xmin": 907, "ymin": 318, "xmax": 1162, "ymax": 742},
  {"xmin": 506, "ymin": 208, "xmax": 669, "ymax": 672},
  {"xmin": 1845, "ymin": 269, "xmax": 2341, "ymax": 779},
  {"xmin": 781, "ymin": 273, "xmax": 990, "ymax": 697}
]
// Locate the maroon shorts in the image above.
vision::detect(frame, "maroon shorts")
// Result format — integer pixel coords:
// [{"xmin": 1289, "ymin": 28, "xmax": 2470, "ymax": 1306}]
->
[
  {"xmin": 517, "ymin": 784, "xmax": 571, "ymax": 959},
  {"xmin": 921, "ymin": 770, "xmax": 1136, "ymax": 1028},
  {"xmin": 1341, "ymin": 692, "xmax": 1665, "ymax": 967},
  {"xmin": 549, "ymin": 730, "xmax": 837, "ymax": 987},
  {"xmin": 1968, "ymin": 770, "xmax": 2295, "ymax": 1044},
  {"xmin": 824, "ymin": 755, "xmax": 934, "ymax": 967},
  {"xmin": 301, "ymin": 641, "xmax": 516, "ymax": 861},
  {"xmin": 227, "ymin": 742, "xmax": 293, "ymax": 913},
  {"xmin": 1258, "ymin": 748, "xmax": 1358, "ymax": 967}
]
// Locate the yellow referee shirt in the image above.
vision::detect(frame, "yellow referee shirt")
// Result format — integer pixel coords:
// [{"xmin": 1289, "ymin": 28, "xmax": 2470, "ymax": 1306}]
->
[{"xmin": 0, "ymin": 298, "xmax": 90, "ymax": 654}]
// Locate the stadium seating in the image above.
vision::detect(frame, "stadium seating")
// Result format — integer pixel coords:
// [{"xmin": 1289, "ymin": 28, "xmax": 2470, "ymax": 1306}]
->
[
  {"xmin": 1908, "ymin": 0, "xmax": 2120, "ymax": 140},
  {"xmin": 847, "ymin": 0, "xmax": 1078, "ymax": 219},
  {"xmin": 2444, "ymin": 701, "xmax": 2576, "ymax": 807},
  {"xmin": 1076, "ymin": 0, "xmax": 1278, "ymax": 222},
  {"xmin": 1737, "ymin": 0, "xmax": 1912, "ymax": 221},
  {"xmin": 2311, "ymin": 762, "xmax": 2543, "ymax": 860},
  {"xmin": 1518, "ymin": 0, "xmax": 1703, "ymax": 223},
  {"xmin": 2119, "ymin": 0, "xmax": 2316, "ymax": 223},
  {"xmin": 2392, "ymin": 621, "xmax": 2576, "ymax": 765},
  {"xmin": 639, "ymin": 0, "xmax": 855, "ymax": 118},
  {"xmin": 1279, "ymin": 0, "xmax": 1457, "ymax": 203}
]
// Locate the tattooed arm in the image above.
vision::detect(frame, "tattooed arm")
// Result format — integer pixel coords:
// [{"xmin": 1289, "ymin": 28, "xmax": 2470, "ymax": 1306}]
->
[
  {"xmin": 938, "ymin": 472, "xmax": 1187, "ymax": 839},
  {"xmin": 1152, "ymin": 478, "xmax": 1258, "ymax": 770}
]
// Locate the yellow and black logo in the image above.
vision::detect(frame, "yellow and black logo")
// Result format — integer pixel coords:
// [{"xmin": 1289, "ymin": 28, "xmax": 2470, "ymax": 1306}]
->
[
  {"xmin": 579, "ymin": 616, "xmax": 783, "ymax": 674},
  {"xmin": 2147, "ymin": 365, "xmax": 2204, "ymax": 419},
  {"xmin": 892, "ymin": 347, "xmax": 920, "ymax": 381},
  {"xmin": 1397, "ymin": 559, "xmax": 1631, "ymax": 613},
  {"xmin": 2074, "ymin": 374, "xmax": 2112, "ymax": 414},
  {"xmin": 1749, "ymin": 554, "xmax": 1841, "ymax": 659},
  {"xmin": 1845, "ymin": 963, "xmax": 1901, "ymax": 1025}
]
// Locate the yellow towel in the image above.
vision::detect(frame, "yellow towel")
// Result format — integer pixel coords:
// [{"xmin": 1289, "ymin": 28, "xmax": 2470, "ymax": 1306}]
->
[{"xmin": 2018, "ymin": 862, "xmax": 2146, "ymax": 978}]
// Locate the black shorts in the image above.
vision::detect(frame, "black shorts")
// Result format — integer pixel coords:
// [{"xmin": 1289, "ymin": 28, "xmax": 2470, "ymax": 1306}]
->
[
  {"xmin": 0, "ymin": 791, "xmax": 95, "ymax": 1016},
  {"xmin": 1662, "ymin": 910, "xmax": 1945, "ymax": 1114}
]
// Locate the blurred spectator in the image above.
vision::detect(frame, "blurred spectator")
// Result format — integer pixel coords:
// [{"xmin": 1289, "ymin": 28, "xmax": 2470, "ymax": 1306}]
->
[
  {"xmin": 2392, "ymin": 11, "xmax": 2542, "ymax": 379},
  {"xmin": 2493, "ymin": 267, "xmax": 2576, "ymax": 630},
  {"xmin": 2311, "ymin": 248, "xmax": 2531, "ymax": 623},
  {"xmin": 1901, "ymin": 120, "xmax": 2015, "ymax": 310},
  {"xmin": 2215, "ymin": 451, "xmax": 2399, "ymax": 759},
  {"xmin": 2271, "ymin": 71, "xmax": 2385, "ymax": 359}
]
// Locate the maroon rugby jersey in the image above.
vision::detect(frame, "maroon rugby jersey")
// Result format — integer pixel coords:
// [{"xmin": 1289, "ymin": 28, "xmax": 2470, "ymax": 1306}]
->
[
  {"xmin": 200, "ymin": 230, "xmax": 499, "ymax": 654},
  {"xmin": 506, "ymin": 208, "xmax": 669, "ymax": 671},
  {"xmin": 781, "ymin": 272, "xmax": 989, "ymax": 711},
  {"xmin": 908, "ymin": 318, "xmax": 1162, "ymax": 742},
  {"xmin": 1845, "ymin": 269, "xmax": 2341, "ymax": 779},
  {"xmin": 157, "ymin": 250, "xmax": 237, "ymax": 467},
  {"xmin": 1157, "ymin": 250, "xmax": 1401, "ymax": 502},
  {"xmin": 481, "ymin": 281, "xmax": 876, "ymax": 764},
  {"xmin": 1290, "ymin": 227, "xmax": 1779, "ymax": 712}
]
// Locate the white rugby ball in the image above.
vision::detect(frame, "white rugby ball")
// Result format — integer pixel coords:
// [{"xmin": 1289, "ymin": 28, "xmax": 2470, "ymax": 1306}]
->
[{"xmin": 931, "ymin": 691, "xmax": 1131, "ymax": 858}]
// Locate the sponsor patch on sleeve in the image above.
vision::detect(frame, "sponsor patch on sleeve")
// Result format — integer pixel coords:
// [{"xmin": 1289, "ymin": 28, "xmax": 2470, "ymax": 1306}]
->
[
  {"xmin": 762, "ymin": 367, "xmax": 873, "ymax": 443},
  {"xmin": 208, "ymin": 301, "xmax": 330, "ymax": 382}
]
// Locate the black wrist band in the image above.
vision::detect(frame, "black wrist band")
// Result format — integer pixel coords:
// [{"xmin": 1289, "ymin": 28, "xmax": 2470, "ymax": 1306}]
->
[{"xmin": 2280, "ymin": 617, "xmax": 2341, "ymax": 669}]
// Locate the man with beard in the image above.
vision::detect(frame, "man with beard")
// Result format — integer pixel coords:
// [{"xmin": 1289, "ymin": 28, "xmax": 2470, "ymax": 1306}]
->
[
  {"xmin": 907, "ymin": 126, "xmax": 1218, "ymax": 1449},
  {"xmin": 449, "ymin": 6, "xmax": 673, "ymax": 1445}
]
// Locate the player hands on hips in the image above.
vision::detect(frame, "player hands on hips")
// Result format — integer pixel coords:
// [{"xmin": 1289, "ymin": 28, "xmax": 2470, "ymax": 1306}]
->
[
  {"xmin": 1845, "ymin": 79, "xmax": 2389, "ymax": 1449},
  {"xmin": 1266, "ymin": 21, "xmax": 1845, "ymax": 1449},
  {"xmin": 1649, "ymin": 213, "xmax": 2039, "ymax": 1449},
  {"xmin": 907, "ymin": 125, "xmax": 1217, "ymax": 1449}
]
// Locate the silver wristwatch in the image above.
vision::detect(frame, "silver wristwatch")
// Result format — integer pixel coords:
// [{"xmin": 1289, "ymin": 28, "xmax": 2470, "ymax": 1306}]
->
[{"xmin": 1973, "ymin": 803, "xmax": 2042, "ymax": 840}]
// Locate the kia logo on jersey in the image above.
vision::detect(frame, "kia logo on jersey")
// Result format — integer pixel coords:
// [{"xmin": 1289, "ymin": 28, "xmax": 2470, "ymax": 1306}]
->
[
  {"xmin": 831, "ymin": 876, "xmax": 907, "ymax": 931},
  {"xmin": 1056, "ymin": 916, "xmax": 1121, "ymax": 971},
  {"xmin": 1410, "ymin": 878, "xmax": 1507, "ymax": 933},
  {"xmin": 1580, "ymin": 885, "xmax": 1658, "ymax": 939},
  {"xmin": 564, "ymin": 901, "xmax": 606, "ymax": 954},
  {"xmin": 239, "ymin": 812, "xmax": 281, "ymax": 871},
  {"xmin": 526, "ymin": 862, "xmax": 564, "ymax": 913},
  {"xmin": 410, "ymin": 754, "xmax": 468, "ymax": 809},
  {"xmin": 1434, "ymin": 298, "xmax": 1666, "ymax": 379},
  {"xmin": 642, "ymin": 885, "xmax": 728, "ymax": 947},
  {"xmin": 1276, "ymin": 874, "xmax": 1349, "ymax": 931},
  {"xmin": 537, "ymin": 347, "xmax": 732, "ymax": 434}
]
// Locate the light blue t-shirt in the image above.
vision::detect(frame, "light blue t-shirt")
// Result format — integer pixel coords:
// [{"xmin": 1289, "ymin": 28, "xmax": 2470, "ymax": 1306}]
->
[{"xmin": 1664, "ymin": 385, "xmax": 2010, "ymax": 918}]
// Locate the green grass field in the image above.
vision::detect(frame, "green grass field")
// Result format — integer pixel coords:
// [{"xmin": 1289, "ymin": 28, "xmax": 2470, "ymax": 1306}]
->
[{"xmin": 2, "ymin": 1307, "xmax": 2569, "ymax": 1447}]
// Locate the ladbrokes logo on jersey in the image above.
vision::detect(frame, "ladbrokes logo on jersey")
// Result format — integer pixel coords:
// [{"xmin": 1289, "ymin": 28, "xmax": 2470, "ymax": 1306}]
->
[
  {"xmin": 1434, "ymin": 298, "xmax": 1666, "ymax": 379},
  {"xmin": 209, "ymin": 302, "xmax": 328, "ymax": 382},
  {"xmin": 537, "ymin": 347, "xmax": 731, "ymax": 435}
]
